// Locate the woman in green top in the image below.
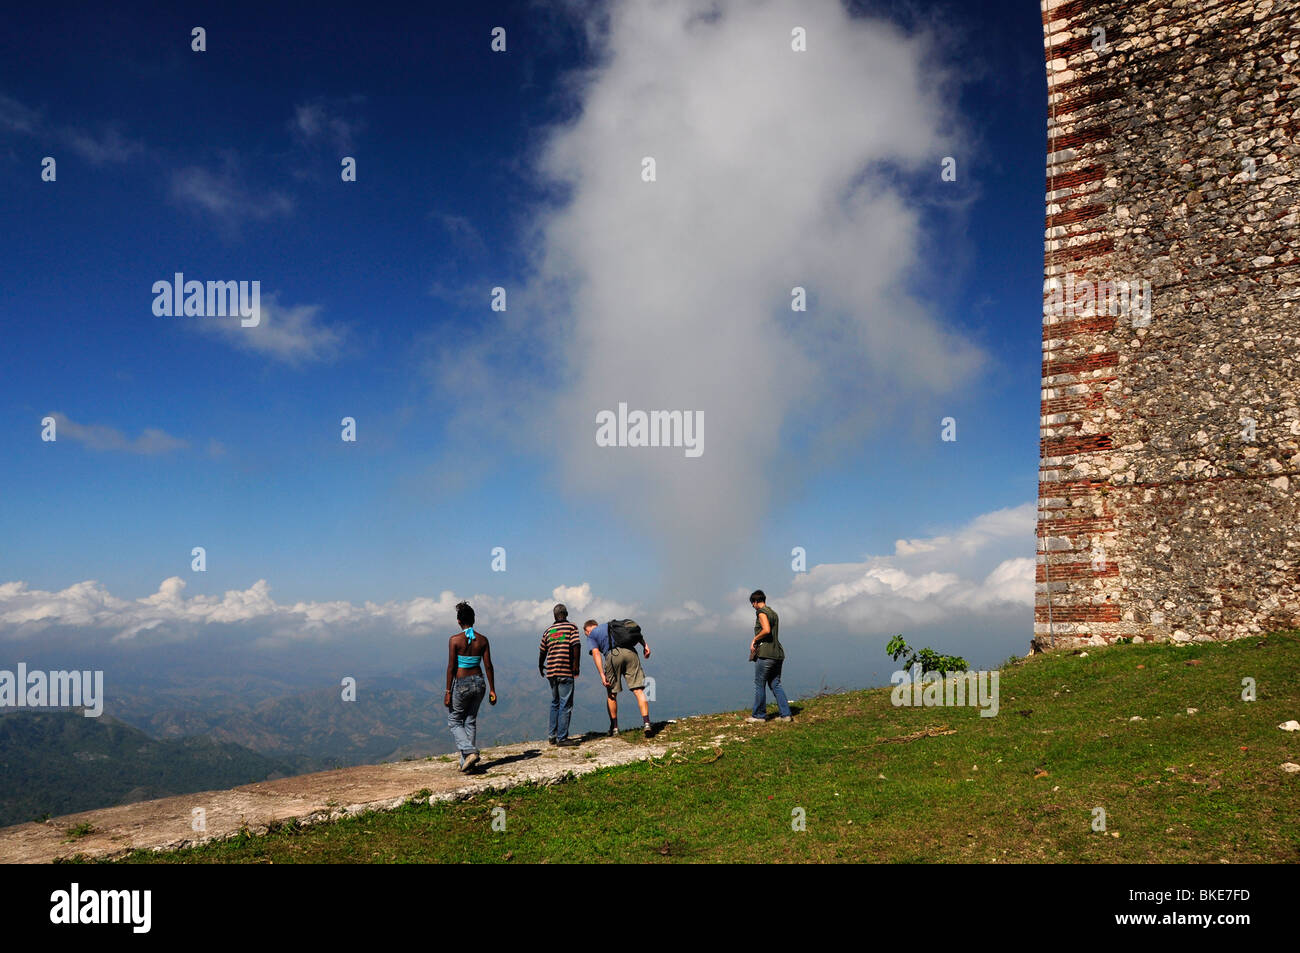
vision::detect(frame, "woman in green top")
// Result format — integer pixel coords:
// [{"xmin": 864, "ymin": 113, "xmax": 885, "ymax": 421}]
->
[{"xmin": 747, "ymin": 589, "xmax": 792, "ymax": 723}]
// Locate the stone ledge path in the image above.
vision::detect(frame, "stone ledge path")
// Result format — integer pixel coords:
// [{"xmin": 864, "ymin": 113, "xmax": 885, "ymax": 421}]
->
[{"xmin": 0, "ymin": 731, "xmax": 677, "ymax": 863}]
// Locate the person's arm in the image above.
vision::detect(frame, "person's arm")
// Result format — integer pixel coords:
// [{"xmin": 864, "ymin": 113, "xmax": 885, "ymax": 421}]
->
[
  {"xmin": 570, "ymin": 637, "xmax": 580, "ymax": 676},
  {"xmin": 444, "ymin": 636, "xmax": 457, "ymax": 707},
  {"xmin": 539, "ymin": 635, "xmax": 548, "ymax": 678},
  {"xmin": 641, "ymin": 637, "xmax": 651, "ymax": 659},
  {"xmin": 591, "ymin": 648, "xmax": 607, "ymax": 686},
  {"xmin": 483, "ymin": 639, "xmax": 497, "ymax": 704},
  {"xmin": 752, "ymin": 611, "xmax": 771, "ymax": 650}
]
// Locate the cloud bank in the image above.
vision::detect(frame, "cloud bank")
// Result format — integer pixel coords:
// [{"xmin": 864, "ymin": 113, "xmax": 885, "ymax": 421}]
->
[{"xmin": 0, "ymin": 503, "xmax": 1032, "ymax": 650}]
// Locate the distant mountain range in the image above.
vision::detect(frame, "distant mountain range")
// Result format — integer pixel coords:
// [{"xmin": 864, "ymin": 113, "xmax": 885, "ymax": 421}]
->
[
  {"xmin": 108, "ymin": 667, "xmax": 581, "ymax": 771},
  {"xmin": 107, "ymin": 660, "xmax": 763, "ymax": 771},
  {"xmin": 0, "ymin": 648, "xmax": 859, "ymax": 826},
  {"xmin": 0, "ymin": 710, "xmax": 294, "ymax": 828}
]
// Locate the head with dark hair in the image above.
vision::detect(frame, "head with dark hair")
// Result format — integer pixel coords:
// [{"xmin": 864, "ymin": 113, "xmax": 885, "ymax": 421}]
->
[
  {"xmin": 456, "ymin": 601, "xmax": 475, "ymax": 628},
  {"xmin": 553, "ymin": 603, "xmax": 568, "ymax": 622},
  {"xmin": 583, "ymin": 619, "xmax": 598, "ymax": 633},
  {"xmin": 749, "ymin": 590, "xmax": 766, "ymax": 606}
]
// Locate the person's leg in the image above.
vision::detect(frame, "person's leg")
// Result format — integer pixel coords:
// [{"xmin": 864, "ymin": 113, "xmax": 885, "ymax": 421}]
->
[
  {"xmin": 548, "ymin": 676, "xmax": 560, "ymax": 741},
  {"xmin": 753, "ymin": 659, "xmax": 769, "ymax": 718},
  {"xmin": 618, "ymin": 650, "xmax": 651, "ymax": 728},
  {"xmin": 556, "ymin": 677, "xmax": 574, "ymax": 739},
  {"xmin": 463, "ymin": 677, "xmax": 485, "ymax": 755},
  {"xmin": 605, "ymin": 654, "xmax": 619, "ymax": 729},
  {"xmin": 448, "ymin": 679, "xmax": 471, "ymax": 760},
  {"xmin": 767, "ymin": 660, "xmax": 792, "ymax": 718}
]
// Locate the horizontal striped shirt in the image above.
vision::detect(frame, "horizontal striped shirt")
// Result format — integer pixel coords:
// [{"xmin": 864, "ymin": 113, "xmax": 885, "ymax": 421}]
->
[{"xmin": 540, "ymin": 621, "xmax": 580, "ymax": 678}]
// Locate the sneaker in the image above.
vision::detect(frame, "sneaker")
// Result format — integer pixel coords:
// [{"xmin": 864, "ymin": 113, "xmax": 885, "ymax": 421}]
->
[
  {"xmin": 462, "ymin": 752, "xmax": 480, "ymax": 772},
  {"xmin": 458, "ymin": 752, "xmax": 468, "ymax": 771},
  {"xmin": 778, "ymin": 716, "xmax": 793, "ymax": 723},
  {"xmin": 548, "ymin": 737, "xmax": 557, "ymax": 746},
  {"xmin": 557, "ymin": 737, "xmax": 581, "ymax": 747},
  {"xmin": 608, "ymin": 725, "xmax": 619, "ymax": 736},
  {"xmin": 641, "ymin": 722, "xmax": 652, "ymax": 736},
  {"xmin": 745, "ymin": 716, "xmax": 767, "ymax": 723}
]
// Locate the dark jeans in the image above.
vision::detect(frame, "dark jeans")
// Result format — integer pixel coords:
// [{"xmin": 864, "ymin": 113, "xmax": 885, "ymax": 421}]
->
[
  {"xmin": 448, "ymin": 674, "xmax": 486, "ymax": 754},
  {"xmin": 548, "ymin": 676, "xmax": 574, "ymax": 740},
  {"xmin": 753, "ymin": 658, "xmax": 791, "ymax": 718}
]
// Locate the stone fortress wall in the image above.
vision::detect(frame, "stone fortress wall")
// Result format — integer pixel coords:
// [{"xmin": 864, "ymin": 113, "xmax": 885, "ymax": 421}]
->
[{"xmin": 1038, "ymin": 0, "xmax": 1300, "ymax": 646}]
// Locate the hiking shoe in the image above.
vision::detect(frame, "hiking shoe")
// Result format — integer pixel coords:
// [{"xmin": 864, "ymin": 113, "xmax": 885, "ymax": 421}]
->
[
  {"xmin": 745, "ymin": 716, "xmax": 767, "ymax": 723},
  {"xmin": 457, "ymin": 752, "xmax": 468, "ymax": 771},
  {"xmin": 608, "ymin": 725, "xmax": 619, "ymax": 736},
  {"xmin": 778, "ymin": 716, "xmax": 793, "ymax": 723},
  {"xmin": 557, "ymin": 737, "xmax": 581, "ymax": 747},
  {"xmin": 462, "ymin": 752, "xmax": 480, "ymax": 772},
  {"xmin": 547, "ymin": 737, "xmax": 557, "ymax": 745}
]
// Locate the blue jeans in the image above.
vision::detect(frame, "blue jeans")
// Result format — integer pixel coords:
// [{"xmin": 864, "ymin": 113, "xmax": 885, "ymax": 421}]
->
[
  {"xmin": 448, "ymin": 674, "xmax": 486, "ymax": 755},
  {"xmin": 548, "ymin": 676, "xmax": 574, "ymax": 740},
  {"xmin": 753, "ymin": 658, "xmax": 791, "ymax": 718}
]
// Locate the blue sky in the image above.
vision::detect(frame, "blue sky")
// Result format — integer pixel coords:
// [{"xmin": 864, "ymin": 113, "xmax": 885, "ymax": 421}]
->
[{"xmin": 1, "ymin": 0, "xmax": 1046, "ymax": 694}]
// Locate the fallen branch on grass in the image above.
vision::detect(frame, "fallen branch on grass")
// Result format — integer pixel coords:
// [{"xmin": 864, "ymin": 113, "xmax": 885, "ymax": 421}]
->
[{"xmin": 874, "ymin": 725, "xmax": 956, "ymax": 745}]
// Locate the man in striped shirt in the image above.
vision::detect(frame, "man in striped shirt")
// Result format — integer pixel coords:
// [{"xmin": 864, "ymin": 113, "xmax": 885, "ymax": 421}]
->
[{"xmin": 539, "ymin": 603, "xmax": 582, "ymax": 746}]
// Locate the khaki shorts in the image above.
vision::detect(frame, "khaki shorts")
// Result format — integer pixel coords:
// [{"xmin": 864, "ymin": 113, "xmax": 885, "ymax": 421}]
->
[{"xmin": 603, "ymin": 647, "xmax": 646, "ymax": 695}]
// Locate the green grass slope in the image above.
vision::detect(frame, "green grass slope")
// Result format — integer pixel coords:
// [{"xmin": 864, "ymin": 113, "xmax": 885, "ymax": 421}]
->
[{"xmin": 110, "ymin": 632, "xmax": 1300, "ymax": 863}]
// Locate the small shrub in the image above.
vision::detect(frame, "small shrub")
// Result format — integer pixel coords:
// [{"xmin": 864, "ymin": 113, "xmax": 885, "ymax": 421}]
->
[
  {"xmin": 65, "ymin": 822, "xmax": 95, "ymax": 841},
  {"xmin": 886, "ymin": 634, "xmax": 969, "ymax": 676}
]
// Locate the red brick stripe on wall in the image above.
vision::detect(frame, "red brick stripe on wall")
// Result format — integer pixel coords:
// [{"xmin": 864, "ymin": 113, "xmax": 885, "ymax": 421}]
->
[
  {"xmin": 1042, "ymin": 352, "xmax": 1119, "ymax": 377},
  {"xmin": 1041, "ymin": 0, "xmax": 1089, "ymax": 26},
  {"xmin": 1041, "ymin": 435, "xmax": 1115, "ymax": 455},
  {"xmin": 1045, "ymin": 238, "xmax": 1115, "ymax": 265},
  {"xmin": 1034, "ymin": 606, "xmax": 1121, "ymax": 622},
  {"xmin": 1042, "ymin": 316, "xmax": 1118, "ymax": 339}
]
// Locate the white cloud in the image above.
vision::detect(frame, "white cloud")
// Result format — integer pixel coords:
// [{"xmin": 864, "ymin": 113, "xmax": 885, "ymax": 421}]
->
[
  {"xmin": 0, "ymin": 93, "xmax": 143, "ymax": 163},
  {"xmin": 978, "ymin": 557, "xmax": 1036, "ymax": 607},
  {"xmin": 0, "ymin": 578, "xmax": 632, "ymax": 647},
  {"xmin": 0, "ymin": 504, "xmax": 1032, "ymax": 649},
  {"xmin": 288, "ymin": 97, "xmax": 365, "ymax": 152},
  {"xmin": 169, "ymin": 164, "xmax": 293, "ymax": 225},
  {"xmin": 439, "ymin": 0, "xmax": 982, "ymax": 597},
  {"xmin": 47, "ymin": 412, "xmax": 187, "ymax": 455},
  {"xmin": 431, "ymin": 212, "xmax": 487, "ymax": 256},
  {"xmin": 62, "ymin": 126, "xmax": 142, "ymax": 164},
  {"xmin": 769, "ymin": 502, "xmax": 1035, "ymax": 634},
  {"xmin": 195, "ymin": 293, "xmax": 345, "ymax": 366},
  {"xmin": 894, "ymin": 539, "xmax": 940, "ymax": 556},
  {"xmin": 0, "ymin": 93, "xmax": 39, "ymax": 134}
]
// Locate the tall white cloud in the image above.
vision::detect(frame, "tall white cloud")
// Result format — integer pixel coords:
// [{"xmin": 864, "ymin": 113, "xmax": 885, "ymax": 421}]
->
[{"xmin": 442, "ymin": 0, "xmax": 983, "ymax": 597}]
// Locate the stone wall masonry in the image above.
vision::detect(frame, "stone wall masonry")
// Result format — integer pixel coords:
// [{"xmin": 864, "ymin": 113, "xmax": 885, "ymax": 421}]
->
[{"xmin": 1037, "ymin": 0, "xmax": 1300, "ymax": 647}]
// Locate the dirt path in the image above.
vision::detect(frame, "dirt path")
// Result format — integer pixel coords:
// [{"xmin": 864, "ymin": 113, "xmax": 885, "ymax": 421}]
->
[{"xmin": 0, "ymin": 731, "xmax": 679, "ymax": 863}]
